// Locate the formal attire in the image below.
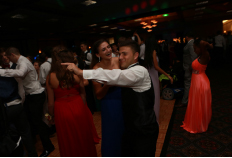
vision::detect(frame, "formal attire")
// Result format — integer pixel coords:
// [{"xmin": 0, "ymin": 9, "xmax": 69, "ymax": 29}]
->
[
  {"xmin": 83, "ymin": 63, "xmax": 159, "ymax": 157},
  {"xmin": 83, "ymin": 50, "xmax": 96, "ymax": 114},
  {"xmin": 139, "ymin": 43, "xmax": 145, "ymax": 66},
  {"xmin": 53, "ymin": 83, "xmax": 100, "ymax": 157},
  {"xmin": 182, "ymin": 39, "xmax": 198, "ymax": 104},
  {"xmin": 181, "ymin": 58, "xmax": 212, "ymax": 133},
  {"xmin": 101, "ymin": 87, "xmax": 124, "ymax": 157},
  {"xmin": 147, "ymin": 56, "xmax": 160, "ymax": 123},
  {"xmin": 0, "ymin": 55, "xmax": 54, "ymax": 151},
  {"xmin": 39, "ymin": 58, "xmax": 52, "ymax": 86},
  {"xmin": 84, "ymin": 50, "xmax": 92, "ymax": 69},
  {"xmin": 0, "ymin": 69, "xmax": 37, "ymax": 156},
  {"xmin": 39, "ymin": 58, "xmax": 53, "ymax": 127}
]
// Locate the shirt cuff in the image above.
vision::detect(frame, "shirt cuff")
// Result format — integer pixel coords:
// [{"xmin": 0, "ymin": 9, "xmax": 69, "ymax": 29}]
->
[
  {"xmin": 83, "ymin": 70, "xmax": 94, "ymax": 79},
  {"xmin": 0, "ymin": 69, "xmax": 5, "ymax": 76}
]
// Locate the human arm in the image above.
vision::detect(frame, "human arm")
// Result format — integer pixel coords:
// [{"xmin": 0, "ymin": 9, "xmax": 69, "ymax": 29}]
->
[
  {"xmin": 152, "ymin": 50, "xmax": 173, "ymax": 84},
  {"xmin": 83, "ymin": 79, "xmax": 89, "ymax": 86},
  {"xmin": 61, "ymin": 63, "xmax": 151, "ymax": 92},
  {"xmin": 46, "ymin": 74, "xmax": 55, "ymax": 124},
  {"xmin": 133, "ymin": 32, "xmax": 142, "ymax": 45},
  {"xmin": 0, "ymin": 62, "xmax": 28, "ymax": 77}
]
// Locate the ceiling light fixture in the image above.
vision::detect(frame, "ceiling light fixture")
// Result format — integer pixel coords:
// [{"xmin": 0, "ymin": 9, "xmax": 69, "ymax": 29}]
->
[
  {"xmin": 89, "ymin": 24, "xmax": 97, "ymax": 27},
  {"xmin": 134, "ymin": 19, "xmax": 141, "ymax": 21},
  {"xmin": 152, "ymin": 25, "xmax": 157, "ymax": 27},
  {"xmin": 82, "ymin": 0, "xmax": 97, "ymax": 6},
  {"xmin": 101, "ymin": 26, "xmax": 109, "ymax": 28},
  {"xmin": 227, "ymin": 10, "xmax": 232, "ymax": 13},
  {"xmin": 147, "ymin": 29, "xmax": 152, "ymax": 32},
  {"xmin": 110, "ymin": 27, "xmax": 117, "ymax": 29},
  {"xmin": 11, "ymin": 14, "xmax": 25, "ymax": 19},
  {"xmin": 223, "ymin": 20, "xmax": 228, "ymax": 23}
]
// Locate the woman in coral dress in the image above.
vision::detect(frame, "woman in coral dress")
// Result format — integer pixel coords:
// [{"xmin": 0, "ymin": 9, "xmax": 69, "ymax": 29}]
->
[
  {"xmin": 46, "ymin": 49, "xmax": 100, "ymax": 156},
  {"xmin": 181, "ymin": 39, "xmax": 213, "ymax": 133}
]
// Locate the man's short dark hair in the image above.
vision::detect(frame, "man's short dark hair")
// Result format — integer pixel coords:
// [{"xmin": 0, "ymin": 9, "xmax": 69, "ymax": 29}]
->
[
  {"xmin": 80, "ymin": 42, "xmax": 88, "ymax": 46},
  {"xmin": 6, "ymin": 47, "xmax": 20, "ymax": 56},
  {"xmin": 119, "ymin": 40, "xmax": 140, "ymax": 55}
]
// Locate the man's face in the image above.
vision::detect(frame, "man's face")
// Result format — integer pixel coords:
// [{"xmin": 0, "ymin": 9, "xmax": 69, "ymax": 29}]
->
[
  {"xmin": 1, "ymin": 52, "xmax": 10, "ymax": 64},
  {"xmin": 6, "ymin": 53, "xmax": 17, "ymax": 63},
  {"xmin": 80, "ymin": 44, "xmax": 87, "ymax": 52},
  {"xmin": 119, "ymin": 46, "xmax": 138, "ymax": 70}
]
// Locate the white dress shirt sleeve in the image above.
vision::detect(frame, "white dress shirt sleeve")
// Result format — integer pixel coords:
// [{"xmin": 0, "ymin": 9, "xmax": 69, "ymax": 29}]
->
[
  {"xmin": 39, "ymin": 65, "xmax": 46, "ymax": 85},
  {"xmin": 83, "ymin": 66, "xmax": 151, "ymax": 92},
  {"xmin": 85, "ymin": 53, "xmax": 92, "ymax": 65},
  {"xmin": 0, "ymin": 62, "xmax": 28, "ymax": 77}
]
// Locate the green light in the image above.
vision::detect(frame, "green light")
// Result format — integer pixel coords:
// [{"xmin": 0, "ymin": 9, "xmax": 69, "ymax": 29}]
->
[
  {"xmin": 151, "ymin": 7, "xmax": 158, "ymax": 11},
  {"xmin": 105, "ymin": 18, "xmax": 109, "ymax": 21},
  {"xmin": 163, "ymin": 14, "xmax": 169, "ymax": 17}
]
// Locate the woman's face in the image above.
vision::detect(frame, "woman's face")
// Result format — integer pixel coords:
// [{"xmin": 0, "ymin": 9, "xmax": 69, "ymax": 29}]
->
[
  {"xmin": 34, "ymin": 62, "xmax": 40, "ymax": 71},
  {"xmin": 97, "ymin": 42, "xmax": 112, "ymax": 60}
]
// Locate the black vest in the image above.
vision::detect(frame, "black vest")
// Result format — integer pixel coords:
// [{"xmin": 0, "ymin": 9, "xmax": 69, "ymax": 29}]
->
[{"xmin": 121, "ymin": 64, "xmax": 157, "ymax": 135}]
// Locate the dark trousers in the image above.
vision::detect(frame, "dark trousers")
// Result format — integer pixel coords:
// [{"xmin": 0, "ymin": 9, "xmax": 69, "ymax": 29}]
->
[
  {"xmin": 121, "ymin": 123, "xmax": 159, "ymax": 157},
  {"xmin": 85, "ymin": 82, "xmax": 96, "ymax": 114},
  {"xmin": 24, "ymin": 91, "xmax": 54, "ymax": 151},
  {"xmin": 6, "ymin": 103, "xmax": 37, "ymax": 157}
]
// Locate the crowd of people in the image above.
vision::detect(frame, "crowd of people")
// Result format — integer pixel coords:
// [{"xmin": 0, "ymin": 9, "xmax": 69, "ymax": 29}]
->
[{"xmin": 0, "ymin": 30, "xmax": 231, "ymax": 157}]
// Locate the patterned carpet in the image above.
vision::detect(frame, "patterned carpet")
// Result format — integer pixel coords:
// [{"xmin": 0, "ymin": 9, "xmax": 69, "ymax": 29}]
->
[{"xmin": 160, "ymin": 64, "xmax": 232, "ymax": 157}]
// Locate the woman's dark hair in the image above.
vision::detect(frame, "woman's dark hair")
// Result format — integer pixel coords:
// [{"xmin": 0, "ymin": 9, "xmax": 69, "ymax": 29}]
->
[
  {"xmin": 194, "ymin": 38, "xmax": 202, "ymax": 47},
  {"xmin": 50, "ymin": 50, "xmax": 75, "ymax": 89},
  {"xmin": 50, "ymin": 45, "xmax": 67, "ymax": 73},
  {"xmin": 90, "ymin": 39, "xmax": 109, "ymax": 68},
  {"xmin": 144, "ymin": 36, "xmax": 160, "ymax": 68}
]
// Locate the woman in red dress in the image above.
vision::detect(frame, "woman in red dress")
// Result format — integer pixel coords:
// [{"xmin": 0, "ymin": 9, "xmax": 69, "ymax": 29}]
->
[
  {"xmin": 46, "ymin": 48, "xmax": 100, "ymax": 156},
  {"xmin": 181, "ymin": 39, "xmax": 213, "ymax": 133}
]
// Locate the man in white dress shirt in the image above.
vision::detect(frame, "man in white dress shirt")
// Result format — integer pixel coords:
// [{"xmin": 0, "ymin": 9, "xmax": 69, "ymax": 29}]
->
[
  {"xmin": 39, "ymin": 50, "xmax": 52, "ymax": 86},
  {"xmin": 63, "ymin": 40, "xmax": 159, "ymax": 157},
  {"xmin": 0, "ymin": 47, "xmax": 54, "ymax": 157},
  {"xmin": 80, "ymin": 42, "xmax": 92, "ymax": 69}
]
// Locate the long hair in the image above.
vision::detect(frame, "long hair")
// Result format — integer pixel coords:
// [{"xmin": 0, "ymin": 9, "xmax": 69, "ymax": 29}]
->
[
  {"xmin": 90, "ymin": 39, "xmax": 109, "ymax": 68},
  {"xmin": 144, "ymin": 36, "xmax": 160, "ymax": 68},
  {"xmin": 50, "ymin": 45, "xmax": 67, "ymax": 73},
  {"xmin": 50, "ymin": 46, "xmax": 75, "ymax": 89}
]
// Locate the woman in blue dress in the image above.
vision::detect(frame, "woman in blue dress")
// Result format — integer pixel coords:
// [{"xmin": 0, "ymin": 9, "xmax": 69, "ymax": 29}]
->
[{"xmin": 91, "ymin": 39, "xmax": 124, "ymax": 157}]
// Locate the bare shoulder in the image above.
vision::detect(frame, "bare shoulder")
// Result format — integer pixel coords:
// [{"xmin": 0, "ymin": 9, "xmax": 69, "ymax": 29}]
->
[
  {"xmin": 73, "ymin": 74, "xmax": 81, "ymax": 84},
  {"xmin": 93, "ymin": 63, "xmax": 100, "ymax": 70},
  {"xmin": 48, "ymin": 72, "xmax": 59, "ymax": 88}
]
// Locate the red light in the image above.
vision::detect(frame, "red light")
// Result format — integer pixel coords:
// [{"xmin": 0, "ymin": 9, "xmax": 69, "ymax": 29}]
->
[
  {"xmin": 133, "ymin": 4, "xmax": 139, "ymax": 12},
  {"xmin": 150, "ymin": 0, "xmax": 156, "ymax": 6},
  {"xmin": 141, "ymin": 1, "xmax": 147, "ymax": 9},
  {"xmin": 125, "ymin": 8, "xmax": 131, "ymax": 15}
]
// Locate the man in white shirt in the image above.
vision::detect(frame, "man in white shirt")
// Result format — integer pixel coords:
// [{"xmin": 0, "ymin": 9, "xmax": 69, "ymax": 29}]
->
[
  {"xmin": 0, "ymin": 53, "xmax": 37, "ymax": 156},
  {"xmin": 62, "ymin": 40, "xmax": 159, "ymax": 157},
  {"xmin": 80, "ymin": 42, "xmax": 92, "ymax": 69},
  {"xmin": 39, "ymin": 51, "xmax": 52, "ymax": 86},
  {"xmin": 0, "ymin": 47, "xmax": 54, "ymax": 157}
]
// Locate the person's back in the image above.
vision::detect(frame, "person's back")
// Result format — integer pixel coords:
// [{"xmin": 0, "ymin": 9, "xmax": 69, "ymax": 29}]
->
[{"xmin": 46, "ymin": 50, "xmax": 100, "ymax": 157}]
